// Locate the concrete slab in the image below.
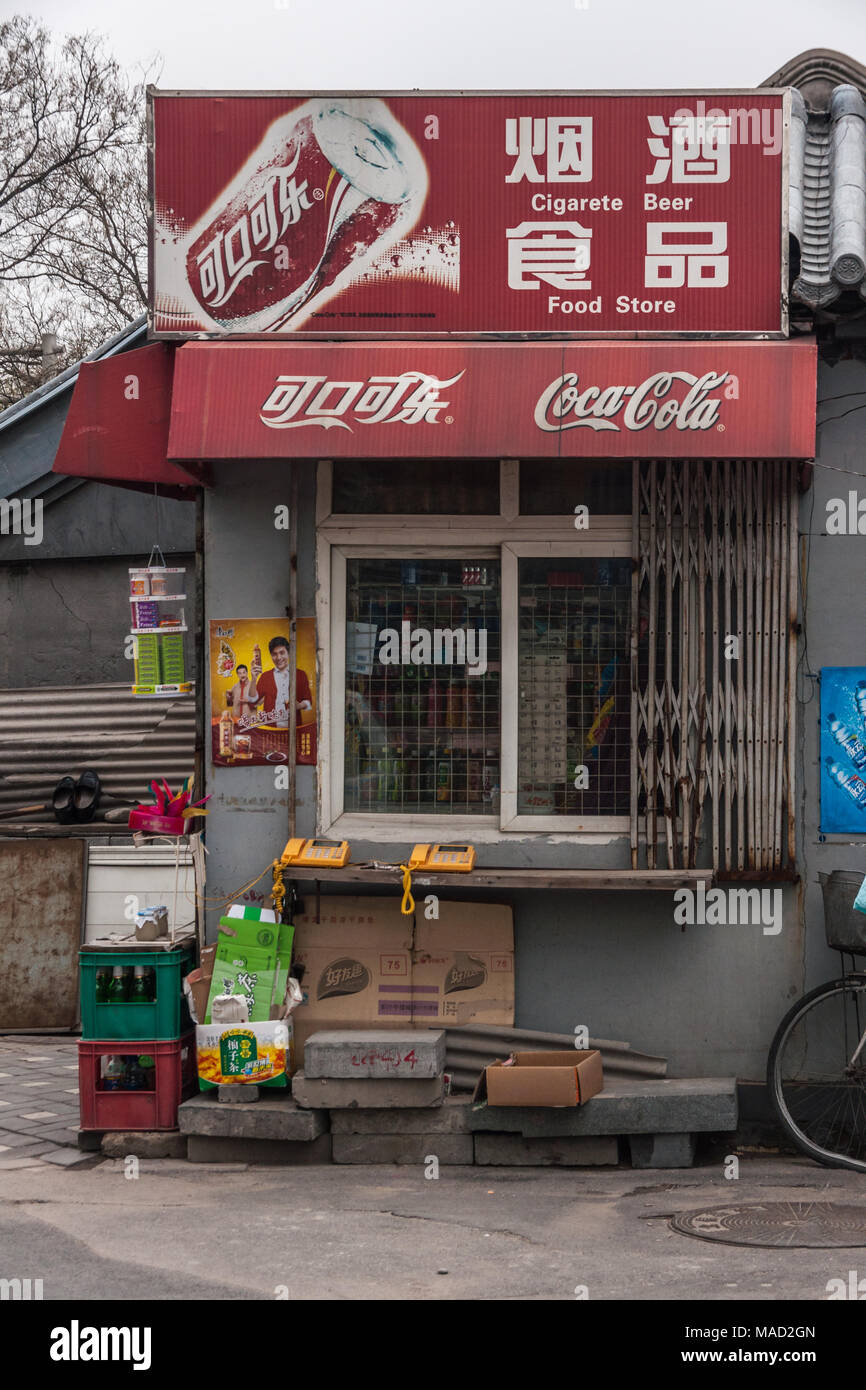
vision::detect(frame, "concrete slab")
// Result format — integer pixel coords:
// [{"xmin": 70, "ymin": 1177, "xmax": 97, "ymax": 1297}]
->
[
  {"xmin": 332, "ymin": 1133, "xmax": 473, "ymax": 1165},
  {"xmin": 304, "ymin": 1030, "xmax": 446, "ymax": 1080},
  {"xmin": 474, "ymin": 1134, "xmax": 619, "ymax": 1166},
  {"xmin": 628, "ymin": 1132, "xmax": 697, "ymax": 1168},
  {"xmin": 329, "ymin": 1098, "xmax": 471, "ymax": 1134},
  {"xmin": 187, "ymin": 1134, "xmax": 332, "ymax": 1165},
  {"xmin": 293, "ymin": 1070, "xmax": 444, "ymax": 1110},
  {"xmin": 468, "ymin": 1077, "xmax": 737, "ymax": 1137},
  {"xmin": 178, "ymin": 1092, "xmax": 328, "ymax": 1142},
  {"xmin": 102, "ymin": 1132, "xmax": 188, "ymax": 1159},
  {"xmin": 218, "ymin": 1085, "xmax": 258, "ymax": 1103}
]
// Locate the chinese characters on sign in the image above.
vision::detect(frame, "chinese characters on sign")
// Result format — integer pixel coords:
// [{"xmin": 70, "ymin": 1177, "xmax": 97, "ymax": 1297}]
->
[{"xmin": 150, "ymin": 93, "xmax": 785, "ymax": 335}]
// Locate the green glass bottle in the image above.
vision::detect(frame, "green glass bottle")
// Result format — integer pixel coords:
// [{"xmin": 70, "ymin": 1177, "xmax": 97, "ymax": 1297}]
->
[{"xmin": 108, "ymin": 965, "xmax": 129, "ymax": 1003}]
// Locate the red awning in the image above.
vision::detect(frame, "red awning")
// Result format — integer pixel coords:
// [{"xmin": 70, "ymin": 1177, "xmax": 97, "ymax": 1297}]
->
[
  {"xmin": 53, "ymin": 343, "xmax": 203, "ymax": 494},
  {"xmin": 166, "ymin": 339, "xmax": 818, "ymax": 461}
]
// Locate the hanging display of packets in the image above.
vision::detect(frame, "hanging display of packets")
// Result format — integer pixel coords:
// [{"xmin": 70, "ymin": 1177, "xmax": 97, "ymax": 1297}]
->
[{"xmin": 129, "ymin": 546, "xmax": 193, "ymax": 698}]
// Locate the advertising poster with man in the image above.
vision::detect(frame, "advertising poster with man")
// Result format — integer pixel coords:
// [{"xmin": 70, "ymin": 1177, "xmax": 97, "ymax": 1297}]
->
[{"xmin": 209, "ymin": 618, "xmax": 316, "ymax": 767}]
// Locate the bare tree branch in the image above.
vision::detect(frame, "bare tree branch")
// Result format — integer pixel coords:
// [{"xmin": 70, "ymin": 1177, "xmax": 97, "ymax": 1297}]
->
[{"xmin": 0, "ymin": 15, "xmax": 154, "ymax": 407}]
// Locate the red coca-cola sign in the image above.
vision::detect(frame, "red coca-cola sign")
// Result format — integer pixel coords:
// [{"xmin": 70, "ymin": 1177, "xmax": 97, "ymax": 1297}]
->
[
  {"xmin": 149, "ymin": 90, "xmax": 787, "ymax": 338},
  {"xmin": 166, "ymin": 340, "xmax": 816, "ymax": 459}
]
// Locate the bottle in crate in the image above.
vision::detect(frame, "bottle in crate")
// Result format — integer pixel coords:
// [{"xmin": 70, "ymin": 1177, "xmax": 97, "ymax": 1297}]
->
[{"xmin": 79, "ymin": 1034, "xmax": 196, "ymax": 1131}]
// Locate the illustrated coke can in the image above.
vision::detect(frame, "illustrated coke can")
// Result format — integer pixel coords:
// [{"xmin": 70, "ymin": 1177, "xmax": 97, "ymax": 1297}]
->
[{"xmin": 181, "ymin": 98, "xmax": 428, "ymax": 332}]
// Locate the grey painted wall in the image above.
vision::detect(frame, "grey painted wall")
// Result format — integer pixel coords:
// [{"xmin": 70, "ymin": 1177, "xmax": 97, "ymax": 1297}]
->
[
  {"xmin": 201, "ymin": 362, "xmax": 865, "ymax": 1079},
  {"xmin": 797, "ymin": 354, "xmax": 866, "ymax": 999},
  {"xmin": 0, "ymin": 553, "xmax": 197, "ymax": 687}
]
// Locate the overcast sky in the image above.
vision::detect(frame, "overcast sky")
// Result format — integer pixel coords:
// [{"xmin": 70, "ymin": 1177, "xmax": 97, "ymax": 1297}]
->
[{"xmin": 24, "ymin": 0, "xmax": 866, "ymax": 90}]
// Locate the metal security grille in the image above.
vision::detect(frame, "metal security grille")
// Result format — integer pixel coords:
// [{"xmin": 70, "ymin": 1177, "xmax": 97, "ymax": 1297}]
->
[
  {"xmin": 345, "ymin": 558, "xmax": 501, "ymax": 815},
  {"xmin": 633, "ymin": 459, "xmax": 798, "ymax": 872},
  {"xmin": 518, "ymin": 558, "xmax": 631, "ymax": 816}
]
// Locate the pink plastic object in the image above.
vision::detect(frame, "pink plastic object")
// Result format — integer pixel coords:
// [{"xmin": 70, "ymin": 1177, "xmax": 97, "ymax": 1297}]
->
[{"xmin": 128, "ymin": 808, "xmax": 188, "ymax": 836}]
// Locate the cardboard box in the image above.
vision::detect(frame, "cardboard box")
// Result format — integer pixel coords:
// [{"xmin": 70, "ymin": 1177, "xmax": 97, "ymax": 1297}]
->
[
  {"xmin": 196, "ymin": 1019, "xmax": 290, "ymax": 1087},
  {"xmin": 290, "ymin": 897, "xmax": 514, "ymax": 1069},
  {"xmin": 207, "ymin": 910, "xmax": 294, "ymax": 1023},
  {"xmin": 183, "ymin": 944, "xmax": 215, "ymax": 1024},
  {"xmin": 473, "ymin": 1050, "xmax": 604, "ymax": 1108}
]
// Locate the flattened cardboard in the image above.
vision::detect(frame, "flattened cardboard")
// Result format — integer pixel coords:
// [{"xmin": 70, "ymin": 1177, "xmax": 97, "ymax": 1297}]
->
[
  {"xmin": 473, "ymin": 1050, "xmax": 604, "ymax": 1108},
  {"xmin": 290, "ymin": 896, "xmax": 514, "ymax": 1070}
]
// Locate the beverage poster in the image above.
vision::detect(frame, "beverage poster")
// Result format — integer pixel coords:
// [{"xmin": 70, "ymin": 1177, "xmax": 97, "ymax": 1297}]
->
[
  {"xmin": 820, "ymin": 667, "xmax": 866, "ymax": 834},
  {"xmin": 149, "ymin": 91, "xmax": 785, "ymax": 338},
  {"xmin": 210, "ymin": 618, "xmax": 317, "ymax": 768}
]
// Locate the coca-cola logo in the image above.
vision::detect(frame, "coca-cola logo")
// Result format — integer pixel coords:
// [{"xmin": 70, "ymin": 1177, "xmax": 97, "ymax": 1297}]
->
[
  {"xmin": 196, "ymin": 146, "xmax": 314, "ymax": 310},
  {"xmin": 535, "ymin": 370, "xmax": 729, "ymax": 434},
  {"xmin": 259, "ymin": 370, "xmax": 464, "ymax": 430}
]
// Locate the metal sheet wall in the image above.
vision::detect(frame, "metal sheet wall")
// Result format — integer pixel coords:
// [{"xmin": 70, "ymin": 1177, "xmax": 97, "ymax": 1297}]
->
[
  {"xmin": 0, "ymin": 838, "xmax": 85, "ymax": 1029},
  {"xmin": 0, "ymin": 683, "xmax": 195, "ymax": 821}
]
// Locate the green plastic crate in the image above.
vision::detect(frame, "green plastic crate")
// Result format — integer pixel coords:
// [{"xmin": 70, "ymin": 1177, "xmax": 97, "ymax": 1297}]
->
[{"xmin": 80, "ymin": 944, "xmax": 196, "ymax": 1040}]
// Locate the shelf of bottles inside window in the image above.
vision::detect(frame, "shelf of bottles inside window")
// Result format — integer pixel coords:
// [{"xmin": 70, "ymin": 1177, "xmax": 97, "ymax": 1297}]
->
[
  {"xmin": 517, "ymin": 559, "xmax": 632, "ymax": 817},
  {"xmin": 345, "ymin": 559, "xmax": 501, "ymax": 815}
]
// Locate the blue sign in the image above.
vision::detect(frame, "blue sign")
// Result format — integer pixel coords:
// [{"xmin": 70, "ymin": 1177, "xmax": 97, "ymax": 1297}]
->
[{"xmin": 820, "ymin": 667, "xmax": 866, "ymax": 834}]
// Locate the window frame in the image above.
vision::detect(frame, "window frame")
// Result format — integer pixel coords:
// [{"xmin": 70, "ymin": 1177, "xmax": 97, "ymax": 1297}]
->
[
  {"xmin": 501, "ymin": 540, "xmax": 633, "ymax": 834},
  {"xmin": 316, "ymin": 460, "xmax": 634, "ymax": 843}
]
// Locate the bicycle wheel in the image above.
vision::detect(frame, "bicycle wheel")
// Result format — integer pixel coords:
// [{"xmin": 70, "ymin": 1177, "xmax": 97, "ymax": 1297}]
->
[{"xmin": 768, "ymin": 976, "xmax": 866, "ymax": 1173}]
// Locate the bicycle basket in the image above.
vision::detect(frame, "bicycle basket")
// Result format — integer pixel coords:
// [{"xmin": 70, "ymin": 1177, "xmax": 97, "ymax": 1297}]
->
[{"xmin": 819, "ymin": 870, "xmax": 866, "ymax": 954}]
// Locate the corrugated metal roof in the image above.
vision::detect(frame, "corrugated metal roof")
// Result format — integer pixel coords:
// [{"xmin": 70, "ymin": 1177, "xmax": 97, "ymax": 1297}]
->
[
  {"xmin": 444, "ymin": 1024, "xmax": 667, "ymax": 1091},
  {"xmin": 0, "ymin": 682, "xmax": 195, "ymax": 822},
  {"xmin": 0, "ymin": 316, "xmax": 147, "ymax": 437}
]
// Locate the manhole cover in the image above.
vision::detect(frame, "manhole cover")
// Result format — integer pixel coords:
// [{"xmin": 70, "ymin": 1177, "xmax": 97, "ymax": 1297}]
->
[{"xmin": 671, "ymin": 1202, "xmax": 866, "ymax": 1248}]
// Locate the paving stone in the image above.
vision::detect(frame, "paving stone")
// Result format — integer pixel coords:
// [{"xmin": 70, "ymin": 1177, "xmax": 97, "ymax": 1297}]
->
[
  {"xmin": 468, "ymin": 1077, "xmax": 738, "ymax": 1137},
  {"xmin": 332, "ymin": 1133, "xmax": 473, "ymax": 1165},
  {"xmin": 628, "ymin": 1132, "xmax": 696, "ymax": 1169},
  {"xmin": 19, "ymin": 1112, "xmax": 60, "ymax": 1121},
  {"xmin": 0, "ymin": 1130, "xmax": 45, "ymax": 1148},
  {"xmin": 293, "ymin": 1070, "xmax": 444, "ymax": 1110},
  {"xmin": 178, "ymin": 1092, "xmax": 327, "ymax": 1142},
  {"xmin": 474, "ymin": 1134, "xmax": 619, "ymax": 1166},
  {"xmin": 37, "ymin": 1127, "xmax": 82, "ymax": 1144},
  {"xmin": 0, "ymin": 1114, "xmax": 54, "ymax": 1132},
  {"xmin": 14, "ymin": 1142, "xmax": 64, "ymax": 1159},
  {"xmin": 0, "ymin": 1158, "xmax": 48, "ymax": 1170},
  {"xmin": 41, "ymin": 1147, "xmax": 101, "ymax": 1168},
  {"xmin": 304, "ymin": 1030, "xmax": 446, "ymax": 1081},
  {"xmin": 329, "ymin": 1097, "xmax": 471, "ymax": 1133},
  {"xmin": 187, "ymin": 1134, "xmax": 332, "ymax": 1165},
  {"xmin": 102, "ymin": 1132, "xmax": 188, "ymax": 1159}
]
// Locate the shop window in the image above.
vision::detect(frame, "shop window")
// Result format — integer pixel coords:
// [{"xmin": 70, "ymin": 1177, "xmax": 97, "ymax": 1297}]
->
[
  {"xmin": 332, "ymin": 459, "xmax": 500, "ymax": 514},
  {"xmin": 517, "ymin": 558, "xmax": 631, "ymax": 817},
  {"xmin": 519, "ymin": 459, "xmax": 632, "ymax": 516},
  {"xmin": 344, "ymin": 558, "xmax": 501, "ymax": 815}
]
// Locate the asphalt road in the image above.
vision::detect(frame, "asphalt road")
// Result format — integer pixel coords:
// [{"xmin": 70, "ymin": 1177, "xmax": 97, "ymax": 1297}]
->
[{"xmin": 0, "ymin": 1153, "xmax": 863, "ymax": 1301}]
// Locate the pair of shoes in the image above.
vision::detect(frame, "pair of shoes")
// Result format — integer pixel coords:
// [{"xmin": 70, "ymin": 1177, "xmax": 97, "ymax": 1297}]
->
[{"xmin": 52, "ymin": 771, "xmax": 101, "ymax": 824}]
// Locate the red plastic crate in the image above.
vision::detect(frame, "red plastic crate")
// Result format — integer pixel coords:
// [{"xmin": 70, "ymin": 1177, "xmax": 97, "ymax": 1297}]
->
[{"xmin": 78, "ymin": 1034, "xmax": 196, "ymax": 1131}]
